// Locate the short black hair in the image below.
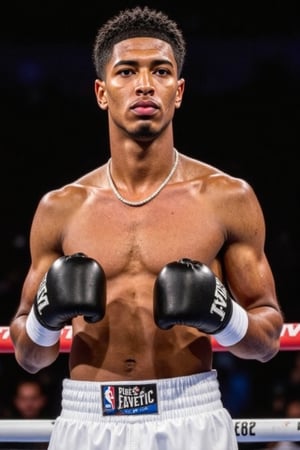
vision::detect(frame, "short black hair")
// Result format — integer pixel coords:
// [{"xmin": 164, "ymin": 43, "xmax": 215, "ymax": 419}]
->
[{"xmin": 92, "ymin": 6, "xmax": 186, "ymax": 80}]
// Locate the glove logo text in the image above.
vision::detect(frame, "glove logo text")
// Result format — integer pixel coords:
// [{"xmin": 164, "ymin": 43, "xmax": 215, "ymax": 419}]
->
[
  {"xmin": 210, "ymin": 278, "xmax": 228, "ymax": 321},
  {"xmin": 36, "ymin": 275, "xmax": 50, "ymax": 315}
]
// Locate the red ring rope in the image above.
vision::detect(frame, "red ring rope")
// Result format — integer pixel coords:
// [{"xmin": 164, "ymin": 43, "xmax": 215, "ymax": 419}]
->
[{"xmin": 0, "ymin": 323, "xmax": 299, "ymax": 353}]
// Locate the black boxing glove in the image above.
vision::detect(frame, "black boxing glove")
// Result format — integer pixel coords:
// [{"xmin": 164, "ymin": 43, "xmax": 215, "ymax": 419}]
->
[
  {"xmin": 153, "ymin": 258, "xmax": 248, "ymax": 346},
  {"xmin": 26, "ymin": 253, "xmax": 106, "ymax": 346}
]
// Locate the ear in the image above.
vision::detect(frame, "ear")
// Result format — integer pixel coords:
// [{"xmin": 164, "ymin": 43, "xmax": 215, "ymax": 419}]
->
[
  {"xmin": 94, "ymin": 79, "xmax": 108, "ymax": 110},
  {"xmin": 175, "ymin": 78, "xmax": 185, "ymax": 109}
]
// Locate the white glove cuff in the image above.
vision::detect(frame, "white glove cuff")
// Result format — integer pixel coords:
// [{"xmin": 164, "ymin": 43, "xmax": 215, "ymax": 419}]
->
[
  {"xmin": 214, "ymin": 301, "xmax": 248, "ymax": 347},
  {"xmin": 26, "ymin": 306, "xmax": 61, "ymax": 347}
]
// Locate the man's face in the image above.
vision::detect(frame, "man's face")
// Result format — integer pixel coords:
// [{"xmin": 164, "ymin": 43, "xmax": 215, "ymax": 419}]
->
[
  {"xmin": 95, "ymin": 37, "xmax": 185, "ymax": 141},
  {"xmin": 14, "ymin": 382, "xmax": 46, "ymax": 419}
]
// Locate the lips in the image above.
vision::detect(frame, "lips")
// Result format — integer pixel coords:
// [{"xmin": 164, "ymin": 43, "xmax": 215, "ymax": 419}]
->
[
  {"xmin": 133, "ymin": 106, "xmax": 157, "ymax": 116},
  {"xmin": 131, "ymin": 101, "xmax": 158, "ymax": 116}
]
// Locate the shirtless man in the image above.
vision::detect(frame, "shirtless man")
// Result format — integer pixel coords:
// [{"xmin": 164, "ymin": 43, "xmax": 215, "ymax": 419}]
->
[{"xmin": 9, "ymin": 6, "xmax": 284, "ymax": 450}]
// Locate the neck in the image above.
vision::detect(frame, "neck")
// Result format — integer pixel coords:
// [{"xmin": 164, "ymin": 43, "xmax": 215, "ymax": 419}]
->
[{"xmin": 107, "ymin": 148, "xmax": 179, "ymax": 207}]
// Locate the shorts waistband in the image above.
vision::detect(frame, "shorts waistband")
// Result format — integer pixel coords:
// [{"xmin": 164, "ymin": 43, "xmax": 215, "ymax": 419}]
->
[{"xmin": 60, "ymin": 370, "xmax": 223, "ymax": 422}]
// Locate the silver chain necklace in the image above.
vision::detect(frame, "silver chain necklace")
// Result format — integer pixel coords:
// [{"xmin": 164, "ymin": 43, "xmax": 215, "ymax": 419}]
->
[{"xmin": 106, "ymin": 149, "xmax": 179, "ymax": 207}]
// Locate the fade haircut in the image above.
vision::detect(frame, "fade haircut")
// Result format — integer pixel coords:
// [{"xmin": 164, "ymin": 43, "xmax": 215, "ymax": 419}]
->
[{"xmin": 92, "ymin": 6, "xmax": 186, "ymax": 80}]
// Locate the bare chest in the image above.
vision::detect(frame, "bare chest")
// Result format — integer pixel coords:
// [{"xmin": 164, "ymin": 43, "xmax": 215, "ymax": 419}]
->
[{"xmin": 62, "ymin": 188, "xmax": 224, "ymax": 278}]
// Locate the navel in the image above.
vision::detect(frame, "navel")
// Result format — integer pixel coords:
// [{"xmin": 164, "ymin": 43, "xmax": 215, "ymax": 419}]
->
[{"xmin": 124, "ymin": 358, "xmax": 136, "ymax": 372}]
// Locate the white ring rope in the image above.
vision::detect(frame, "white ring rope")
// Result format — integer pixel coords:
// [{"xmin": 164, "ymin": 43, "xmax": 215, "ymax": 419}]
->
[{"xmin": 0, "ymin": 419, "xmax": 299, "ymax": 443}]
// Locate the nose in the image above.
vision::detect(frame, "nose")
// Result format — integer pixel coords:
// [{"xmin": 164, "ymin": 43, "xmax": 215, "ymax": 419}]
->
[{"xmin": 135, "ymin": 71, "xmax": 154, "ymax": 96}]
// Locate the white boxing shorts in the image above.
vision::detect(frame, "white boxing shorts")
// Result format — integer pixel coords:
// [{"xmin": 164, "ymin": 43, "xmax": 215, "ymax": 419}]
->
[{"xmin": 48, "ymin": 370, "xmax": 238, "ymax": 450}]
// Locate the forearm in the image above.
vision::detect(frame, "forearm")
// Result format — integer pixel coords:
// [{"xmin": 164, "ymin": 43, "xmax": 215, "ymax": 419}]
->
[
  {"xmin": 10, "ymin": 254, "xmax": 105, "ymax": 374},
  {"xmin": 10, "ymin": 314, "xmax": 60, "ymax": 374},
  {"xmin": 226, "ymin": 306, "xmax": 284, "ymax": 362}
]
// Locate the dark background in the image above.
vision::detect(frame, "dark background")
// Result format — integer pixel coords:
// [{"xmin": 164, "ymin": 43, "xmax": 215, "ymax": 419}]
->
[{"xmin": 0, "ymin": 0, "xmax": 299, "ymax": 427}]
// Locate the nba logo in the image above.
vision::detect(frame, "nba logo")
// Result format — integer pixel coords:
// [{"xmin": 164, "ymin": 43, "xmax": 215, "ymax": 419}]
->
[{"xmin": 103, "ymin": 386, "xmax": 115, "ymax": 412}]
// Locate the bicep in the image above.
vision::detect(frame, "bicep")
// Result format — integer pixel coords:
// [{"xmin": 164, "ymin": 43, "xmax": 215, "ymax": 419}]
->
[
  {"xmin": 224, "ymin": 243, "xmax": 277, "ymax": 310},
  {"xmin": 221, "ymin": 183, "xmax": 278, "ymax": 311},
  {"xmin": 14, "ymin": 197, "xmax": 64, "ymax": 318}
]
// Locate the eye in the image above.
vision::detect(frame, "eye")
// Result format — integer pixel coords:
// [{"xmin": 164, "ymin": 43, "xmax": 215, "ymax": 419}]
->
[
  {"xmin": 154, "ymin": 68, "xmax": 170, "ymax": 76},
  {"xmin": 119, "ymin": 68, "xmax": 135, "ymax": 77}
]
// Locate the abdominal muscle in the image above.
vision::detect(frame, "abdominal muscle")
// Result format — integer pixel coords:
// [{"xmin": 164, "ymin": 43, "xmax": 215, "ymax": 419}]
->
[{"xmin": 68, "ymin": 272, "xmax": 213, "ymax": 382}]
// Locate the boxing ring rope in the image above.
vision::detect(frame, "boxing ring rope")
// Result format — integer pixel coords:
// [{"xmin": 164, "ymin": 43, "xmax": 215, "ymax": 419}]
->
[
  {"xmin": 1, "ymin": 323, "xmax": 300, "ymax": 353},
  {"xmin": 0, "ymin": 418, "xmax": 299, "ymax": 443},
  {"xmin": 0, "ymin": 323, "xmax": 300, "ymax": 444}
]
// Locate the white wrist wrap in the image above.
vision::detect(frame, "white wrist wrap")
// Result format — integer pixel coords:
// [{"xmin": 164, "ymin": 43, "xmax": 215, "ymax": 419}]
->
[
  {"xmin": 26, "ymin": 307, "xmax": 61, "ymax": 347},
  {"xmin": 214, "ymin": 301, "xmax": 248, "ymax": 347}
]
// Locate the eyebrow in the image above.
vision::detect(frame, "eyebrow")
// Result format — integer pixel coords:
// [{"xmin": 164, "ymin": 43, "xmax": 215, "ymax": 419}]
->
[{"xmin": 114, "ymin": 59, "xmax": 174, "ymax": 68}]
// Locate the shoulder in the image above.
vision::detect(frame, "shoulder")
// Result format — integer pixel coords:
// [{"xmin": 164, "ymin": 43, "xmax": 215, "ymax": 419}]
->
[
  {"xmin": 36, "ymin": 184, "xmax": 88, "ymax": 220},
  {"xmin": 181, "ymin": 153, "xmax": 254, "ymax": 199},
  {"xmin": 28, "ymin": 167, "xmax": 106, "ymax": 252},
  {"xmin": 180, "ymin": 153, "xmax": 265, "ymax": 238},
  {"xmin": 37, "ymin": 166, "xmax": 106, "ymax": 214}
]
